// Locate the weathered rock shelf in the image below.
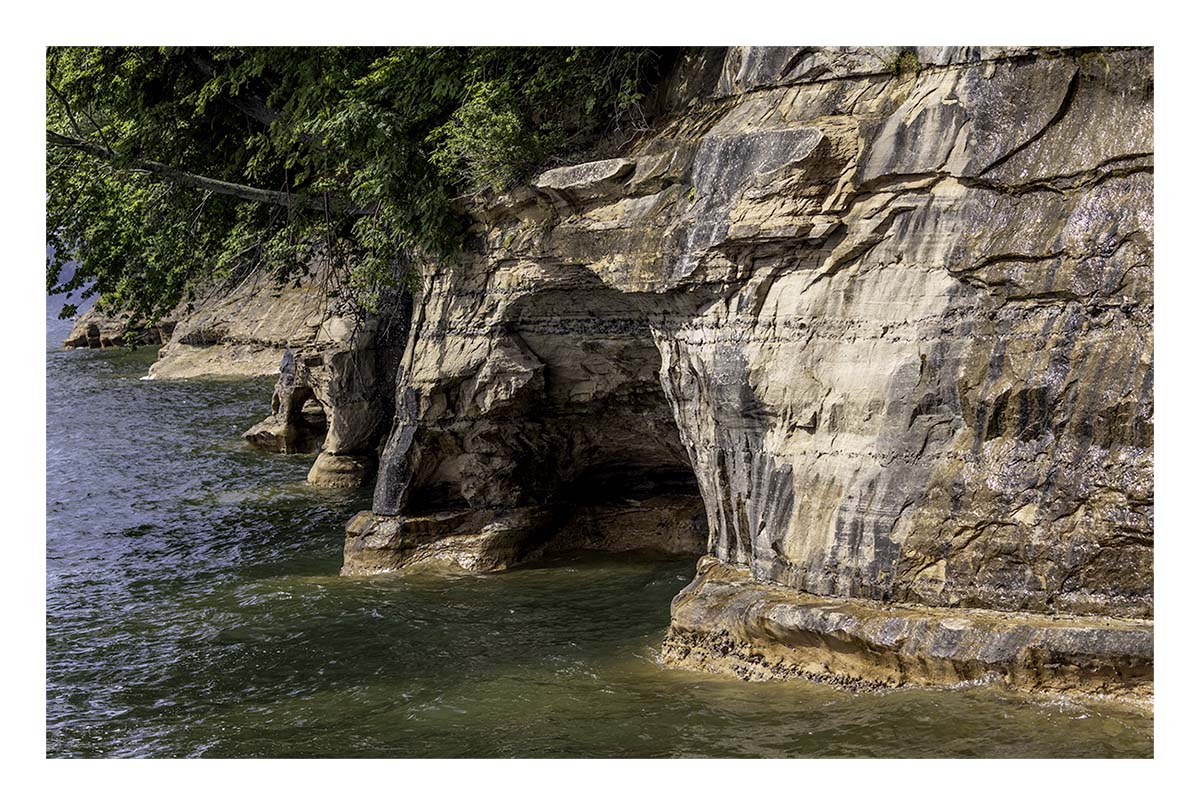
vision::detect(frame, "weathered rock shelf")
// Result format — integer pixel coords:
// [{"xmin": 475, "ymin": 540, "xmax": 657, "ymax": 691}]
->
[
  {"xmin": 662, "ymin": 556, "xmax": 1152, "ymax": 701},
  {"xmin": 65, "ymin": 46, "xmax": 1153, "ymax": 701},
  {"xmin": 345, "ymin": 46, "xmax": 1153, "ymax": 699}
]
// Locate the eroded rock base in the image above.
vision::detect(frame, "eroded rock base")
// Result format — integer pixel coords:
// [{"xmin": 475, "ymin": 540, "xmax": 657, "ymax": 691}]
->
[
  {"xmin": 342, "ymin": 494, "xmax": 707, "ymax": 576},
  {"xmin": 307, "ymin": 451, "xmax": 376, "ymax": 488},
  {"xmin": 662, "ymin": 557, "xmax": 1152, "ymax": 703}
]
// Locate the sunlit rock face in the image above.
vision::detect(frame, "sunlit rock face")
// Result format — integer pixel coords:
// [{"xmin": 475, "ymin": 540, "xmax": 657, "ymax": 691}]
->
[
  {"xmin": 69, "ymin": 263, "xmax": 409, "ymax": 488},
  {"xmin": 351, "ymin": 46, "xmax": 1153, "ymax": 632},
  {"xmin": 63, "ymin": 307, "xmax": 176, "ymax": 349}
]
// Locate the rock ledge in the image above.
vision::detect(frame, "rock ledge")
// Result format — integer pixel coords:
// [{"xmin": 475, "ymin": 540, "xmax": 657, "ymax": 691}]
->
[{"xmin": 662, "ymin": 556, "xmax": 1152, "ymax": 703}]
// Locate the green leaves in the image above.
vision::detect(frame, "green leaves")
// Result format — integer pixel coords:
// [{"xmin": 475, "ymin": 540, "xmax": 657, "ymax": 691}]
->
[
  {"xmin": 429, "ymin": 80, "xmax": 532, "ymax": 193},
  {"xmin": 46, "ymin": 47, "xmax": 663, "ymax": 323},
  {"xmin": 425, "ymin": 47, "xmax": 659, "ymax": 194}
]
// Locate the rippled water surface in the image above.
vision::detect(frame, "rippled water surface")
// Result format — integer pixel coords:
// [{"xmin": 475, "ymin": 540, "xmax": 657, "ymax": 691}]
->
[{"xmin": 46, "ymin": 332, "xmax": 1153, "ymax": 758}]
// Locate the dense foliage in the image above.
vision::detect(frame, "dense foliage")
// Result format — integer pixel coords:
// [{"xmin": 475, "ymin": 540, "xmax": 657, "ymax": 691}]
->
[{"xmin": 47, "ymin": 47, "xmax": 664, "ymax": 321}]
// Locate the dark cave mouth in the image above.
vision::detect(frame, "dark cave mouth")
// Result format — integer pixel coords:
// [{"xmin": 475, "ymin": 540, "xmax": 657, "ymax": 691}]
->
[
  {"xmin": 378, "ymin": 275, "xmax": 715, "ymax": 567},
  {"xmin": 558, "ymin": 463, "xmax": 706, "ymax": 507},
  {"xmin": 543, "ymin": 461, "xmax": 710, "ymax": 559}
]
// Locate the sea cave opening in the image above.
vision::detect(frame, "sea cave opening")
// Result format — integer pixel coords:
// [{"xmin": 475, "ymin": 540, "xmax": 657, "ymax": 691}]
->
[
  {"xmin": 501, "ymin": 277, "xmax": 710, "ymax": 561},
  {"xmin": 388, "ymin": 271, "xmax": 712, "ymax": 566}
]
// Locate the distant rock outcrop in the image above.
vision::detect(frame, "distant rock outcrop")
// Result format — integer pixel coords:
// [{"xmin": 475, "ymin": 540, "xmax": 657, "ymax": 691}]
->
[
  {"xmin": 64, "ymin": 265, "xmax": 407, "ymax": 488},
  {"xmin": 63, "ymin": 307, "xmax": 175, "ymax": 349}
]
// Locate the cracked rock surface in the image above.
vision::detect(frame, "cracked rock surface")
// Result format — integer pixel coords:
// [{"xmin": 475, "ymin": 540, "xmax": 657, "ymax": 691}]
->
[
  {"xmin": 339, "ymin": 47, "xmax": 1153, "ymax": 693},
  {"xmin": 66, "ymin": 264, "xmax": 407, "ymax": 488}
]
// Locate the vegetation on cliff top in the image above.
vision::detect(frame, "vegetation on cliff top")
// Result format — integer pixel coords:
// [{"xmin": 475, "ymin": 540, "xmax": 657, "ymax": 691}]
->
[{"xmin": 46, "ymin": 47, "xmax": 664, "ymax": 321}]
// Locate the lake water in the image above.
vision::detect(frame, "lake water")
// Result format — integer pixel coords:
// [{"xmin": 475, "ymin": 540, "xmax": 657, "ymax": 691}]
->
[{"xmin": 45, "ymin": 326, "xmax": 1153, "ymax": 758}]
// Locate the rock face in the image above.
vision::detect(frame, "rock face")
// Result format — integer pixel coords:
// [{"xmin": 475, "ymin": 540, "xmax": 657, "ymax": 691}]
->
[
  {"xmin": 65, "ymin": 265, "xmax": 407, "ymax": 488},
  {"xmin": 188, "ymin": 269, "xmax": 409, "ymax": 488},
  {"xmin": 345, "ymin": 46, "xmax": 1151, "ymax": 695},
  {"xmin": 241, "ymin": 348, "xmax": 330, "ymax": 455},
  {"xmin": 231, "ymin": 295, "xmax": 408, "ymax": 489},
  {"xmin": 663, "ymin": 556, "xmax": 1152, "ymax": 700},
  {"xmin": 149, "ymin": 268, "xmax": 353, "ymax": 379},
  {"xmin": 344, "ymin": 494, "xmax": 707, "ymax": 575},
  {"xmin": 156, "ymin": 268, "xmax": 407, "ymax": 487},
  {"xmin": 63, "ymin": 307, "xmax": 175, "ymax": 349}
]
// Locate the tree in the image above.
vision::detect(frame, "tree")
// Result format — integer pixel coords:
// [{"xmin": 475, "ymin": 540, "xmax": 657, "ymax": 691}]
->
[{"xmin": 46, "ymin": 46, "xmax": 665, "ymax": 322}]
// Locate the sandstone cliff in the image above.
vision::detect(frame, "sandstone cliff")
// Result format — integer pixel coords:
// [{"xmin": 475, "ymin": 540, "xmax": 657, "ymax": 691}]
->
[
  {"xmin": 63, "ymin": 307, "xmax": 175, "ymax": 349},
  {"xmin": 63, "ymin": 265, "xmax": 406, "ymax": 488},
  {"xmin": 344, "ymin": 46, "xmax": 1153, "ymax": 698},
  {"xmin": 61, "ymin": 46, "xmax": 1152, "ymax": 698}
]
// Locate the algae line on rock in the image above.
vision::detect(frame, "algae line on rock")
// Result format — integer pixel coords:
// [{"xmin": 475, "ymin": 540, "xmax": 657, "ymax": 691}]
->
[{"xmin": 50, "ymin": 46, "xmax": 1153, "ymax": 705}]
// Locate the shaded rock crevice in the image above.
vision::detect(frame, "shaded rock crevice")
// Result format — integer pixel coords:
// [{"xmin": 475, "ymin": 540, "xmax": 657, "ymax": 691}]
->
[{"xmin": 330, "ymin": 46, "xmax": 1152, "ymax": 696}]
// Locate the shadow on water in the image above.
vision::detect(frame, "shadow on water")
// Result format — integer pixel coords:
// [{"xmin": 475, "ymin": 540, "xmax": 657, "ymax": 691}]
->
[{"xmin": 45, "ymin": 341, "xmax": 1153, "ymax": 758}]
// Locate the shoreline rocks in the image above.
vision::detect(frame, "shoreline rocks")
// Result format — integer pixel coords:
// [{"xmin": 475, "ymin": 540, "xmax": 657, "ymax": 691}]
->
[
  {"xmin": 342, "ymin": 494, "xmax": 707, "ymax": 576},
  {"xmin": 63, "ymin": 308, "xmax": 175, "ymax": 349},
  {"xmin": 58, "ymin": 46, "xmax": 1155, "ymax": 702},
  {"xmin": 661, "ymin": 556, "xmax": 1153, "ymax": 702},
  {"xmin": 351, "ymin": 46, "xmax": 1154, "ymax": 699},
  {"xmin": 63, "ymin": 265, "xmax": 408, "ymax": 489}
]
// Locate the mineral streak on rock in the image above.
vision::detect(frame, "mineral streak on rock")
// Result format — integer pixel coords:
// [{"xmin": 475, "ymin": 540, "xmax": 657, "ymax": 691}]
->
[
  {"xmin": 351, "ymin": 43, "xmax": 1151, "ymax": 601},
  {"xmin": 341, "ymin": 46, "xmax": 1152, "ymax": 697},
  {"xmin": 101, "ymin": 45, "xmax": 1144, "ymax": 697}
]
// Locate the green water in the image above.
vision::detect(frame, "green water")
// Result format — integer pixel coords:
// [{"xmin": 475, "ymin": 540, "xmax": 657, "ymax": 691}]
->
[{"xmin": 45, "ymin": 339, "xmax": 1153, "ymax": 758}]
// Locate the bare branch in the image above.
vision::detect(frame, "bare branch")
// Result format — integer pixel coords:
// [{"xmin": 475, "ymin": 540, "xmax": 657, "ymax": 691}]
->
[{"xmin": 46, "ymin": 82, "xmax": 88, "ymax": 142}]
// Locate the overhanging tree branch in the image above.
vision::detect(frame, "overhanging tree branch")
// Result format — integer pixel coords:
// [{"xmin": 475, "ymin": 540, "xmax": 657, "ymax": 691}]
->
[
  {"xmin": 46, "ymin": 129, "xmax": 370, "ymax": 215},
  {"xmin": 47, "ymin": 79, "xmax": 116, "ymax": 155}
]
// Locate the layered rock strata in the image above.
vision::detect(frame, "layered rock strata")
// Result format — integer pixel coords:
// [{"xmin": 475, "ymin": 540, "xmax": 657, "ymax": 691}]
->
[
  {"xmin": 236, "ymin": 304, "xmax": 408, "ymax": 488},
  {"xmin": 64, "ymin": 265, "xmax": 406, "ymax": 488},
  {"xmin": 663, "ymin": 556, "xmax": 1152, "ymax": 701},
  {"xmin": 344, "ymin": 46, "xmax": 1152, "ymax": 697},
  {"xmin": 63, "ymin": 307, "xmax": 175, "ymax": 349},
  {"xmin": 198, "ymin": 269, "xmax": 408, "ymax": 488},
  {"xmin": 344, "ymin": 494, "xmax": 707, "ymax": 575}
]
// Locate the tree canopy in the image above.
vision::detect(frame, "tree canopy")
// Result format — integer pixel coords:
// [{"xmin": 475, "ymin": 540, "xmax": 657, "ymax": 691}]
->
[{"xmin": 46, "ymin": 46, "xmax": 665, "ymax": 322}]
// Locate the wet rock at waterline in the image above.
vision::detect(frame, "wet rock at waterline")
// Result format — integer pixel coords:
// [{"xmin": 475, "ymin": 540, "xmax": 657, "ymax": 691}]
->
[
  {"xmin": 242, "ymin": 349, "xmax": 329, "ymax": 454},
  {"xmin": 347, "ymin": 47, "xmax": 1153, "ymax": 699},
  {"xmin": 662, "ymin": 556, "xmax": 1153, "ymax": 700},
  {"xmin": 65, "ymin": 263, "xmax": 408, "ymax": 489},
  {"xmin": 60, "ymin": 46, "xmax": 1153, "ymax": 701},
  {"xmin": 343, "ymin": 494, "xmax": 708, "ymax": 575},
  {"xmin": 307, "ymin": 451, "xmax": 377, "ymax": 489}
]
